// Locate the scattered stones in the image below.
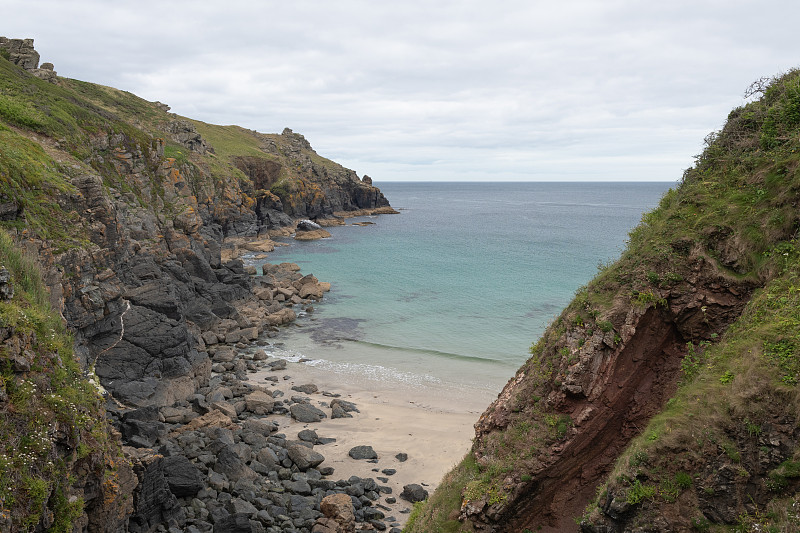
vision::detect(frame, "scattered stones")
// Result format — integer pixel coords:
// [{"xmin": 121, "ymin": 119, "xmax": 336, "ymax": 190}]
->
[
  {"xmin": 395, "ymin": 452, "xmax": 408, "ymax": 462},
  {"xmin": 348, "ymin": 446, "xmax": 378, "ymax": 460}
]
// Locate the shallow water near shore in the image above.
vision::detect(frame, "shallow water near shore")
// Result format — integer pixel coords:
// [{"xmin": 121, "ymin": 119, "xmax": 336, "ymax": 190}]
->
[{"xmin": 246, "ymin": 181, "xmax": 673, "ymax": 398}]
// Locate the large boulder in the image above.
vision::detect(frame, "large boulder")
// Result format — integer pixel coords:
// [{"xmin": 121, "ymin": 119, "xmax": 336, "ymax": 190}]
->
[
  {"xmin": 245, "ymin": 390, "xmax": 274, "ymax": 415},
  {"xmin": 318, "ymin": 493, "xmax": 355, "ymax": 532},
  {"xmin": 287, "ymin": 444, "xmax": 325, "ymax": 471},
  {"xmin": 348, "ymin": 445, "xmax": 377, "ymax": 460},
  {"xmin": 401, "ymin": 483, "xmax": 429, "ymax": 503},
  {"xmin": 213, "ymin": 513, "xmax": 259, "ymax": 532},
  {"xmin": 290, "ymin": 402, "xmax": 327, "ymax": 423},
  {"xmin": 162, "ymin": 455, "xmax": 204, "ymax": 497},
  {"xmin": 214, "ymin": 446, "xmax": 257, "ymax": 482}
]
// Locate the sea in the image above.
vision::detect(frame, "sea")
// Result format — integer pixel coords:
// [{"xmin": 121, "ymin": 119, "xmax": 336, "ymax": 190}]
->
[{"xmin": 243, "ymin": 181, "xmax": 673, "ymax": 402}]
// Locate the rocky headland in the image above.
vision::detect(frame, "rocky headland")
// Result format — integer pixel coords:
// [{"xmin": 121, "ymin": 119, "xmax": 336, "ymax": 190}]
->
[
  {"xmin": 0, "ymin": 38, "xmax": 416, "ymax": 533},
  {"xmin": 404, "ymin": 70, "xmax": 800, "ymax": 532}
]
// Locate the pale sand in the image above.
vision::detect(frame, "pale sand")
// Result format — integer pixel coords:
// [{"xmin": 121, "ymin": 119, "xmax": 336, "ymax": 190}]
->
[{"xmin": 250, "ymin": 360, "xmax": 499, "ymax": 527}]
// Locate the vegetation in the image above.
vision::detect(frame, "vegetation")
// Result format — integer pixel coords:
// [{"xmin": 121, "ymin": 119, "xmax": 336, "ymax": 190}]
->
[
  {"xmin": 406, "ymin": 69, "xmax": 800, "ymax": 532},
  {"xmin": 0, "ymin": 229, "xmax": 125, "ymax": 531}
]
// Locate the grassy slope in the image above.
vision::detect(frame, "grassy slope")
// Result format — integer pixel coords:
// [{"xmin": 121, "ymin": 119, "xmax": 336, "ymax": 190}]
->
[
  {"xmin": 0, "ymin": 229, "xmax": 126, "ymax": 531},
  {"xmin": 405, "ymin": 70, "xmax": 800, "ymax": 532},
  {"xmin": 0, "ymin": 55, "xmax": 382, "ymax": 529}
]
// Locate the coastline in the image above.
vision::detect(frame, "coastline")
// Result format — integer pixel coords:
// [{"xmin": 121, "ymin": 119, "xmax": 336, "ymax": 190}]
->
[
  {"xmin": 212, "ymin": 226, "xmax": 501, "ymax": 529},
  {"xmin": 250, "ymin": 358, "xmax": 494, "ymax": 527}
]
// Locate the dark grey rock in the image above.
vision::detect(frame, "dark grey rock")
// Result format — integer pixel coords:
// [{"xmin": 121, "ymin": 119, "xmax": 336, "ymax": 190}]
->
[
  {"xmin": 330, "ymin": 398, "xmax": 359, "ymax": 413},
  {"xmin": 226, "ymin": 498, "xmax": 258, "ymax": 516},
  {"xmin": 331, "ymin": 404, "xmax": 351, "ymax": 419},
  {"xmin": 162, "ymin": 455, "xmax": 204, "ymax": 497},
  {"xmin": 400, "ymin": 484, "xmax": 428, "ymax": 503},
  {"xmin": 348, "ymin": 445, "xmax": 378, "ymax": 460},
  {"xmin": 297, "ymin": 429, "xmax": 317, "ymax": 443},
  {"xmin": 289, "ymin": 402, "xmax": 326, "ymax": 423},
  {"xmin": 212, "ymin": 513, "xmax": 257, "ymax": 532},
  {"xmin": 215, "ymin": 446, "xmax": 256, "ymax": 482},
  {"xmin": 291, "ymin": 383, "xmax": 318, "ymax": 394},
  {"xmin": 287, "ymin": 444, "xmax": 325, "ymax": 471}
]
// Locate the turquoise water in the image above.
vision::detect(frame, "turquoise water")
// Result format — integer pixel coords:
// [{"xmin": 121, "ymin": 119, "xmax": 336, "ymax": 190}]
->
[{"xmin": 246, "ymin": 182, "xmax": 673, "ymax": 395}]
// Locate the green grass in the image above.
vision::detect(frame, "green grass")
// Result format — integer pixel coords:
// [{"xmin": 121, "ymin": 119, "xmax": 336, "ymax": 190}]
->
[
  {"xmin": 413, "ymin": 68, "xmax": 800, "ymax": 532},
  {"xmin": 404, "ymin": 455, "xmax": 479, "ymax": 533},
  {"xmin": 0, "ymin": 228, "xmax": 124, "ymax": 530},
  {"xmin": 0, "ymin": 128, "xmax": 88, "ymax": 246}
]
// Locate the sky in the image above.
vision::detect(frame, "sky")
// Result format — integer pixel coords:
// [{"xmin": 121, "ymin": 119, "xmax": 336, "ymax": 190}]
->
[{"xmin": 4, "ymin": 1, "xmax": 800, "ymax": 182}]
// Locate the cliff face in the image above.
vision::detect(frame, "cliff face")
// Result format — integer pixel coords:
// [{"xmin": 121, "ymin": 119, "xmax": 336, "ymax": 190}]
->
[
  {"xmin": 0, "ymin": 39, "xmax": 393, "ymax": 531},
  {"xmin": 406, "ymin": 70, "xmax": 800, "ymax": 532}
]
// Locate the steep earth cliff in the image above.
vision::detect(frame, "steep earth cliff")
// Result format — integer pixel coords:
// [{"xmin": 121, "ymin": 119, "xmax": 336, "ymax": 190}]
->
[
  {"xmin": 0, "ymin": 39, "xmax": 394, "ymax": 531},
  {"xmin": 405, "ymin": 70, "xmax": 800, "ymax": 532}
]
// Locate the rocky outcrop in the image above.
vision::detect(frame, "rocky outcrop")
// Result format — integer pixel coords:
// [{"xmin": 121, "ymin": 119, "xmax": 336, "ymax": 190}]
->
[
  {"xmin": 0, "ymin": 37, "xmax": 397, "ymax": 532},
  {"xmin": 168, "ymin": 120, "xmax": 212, "ymax": 154},
  {"xmin": 0, "ymin": 37, "xmax": 57, "ymax": 82},
  {"xmin": 401, "ymin": 69, "xmax": 800, "ymax": 533}
]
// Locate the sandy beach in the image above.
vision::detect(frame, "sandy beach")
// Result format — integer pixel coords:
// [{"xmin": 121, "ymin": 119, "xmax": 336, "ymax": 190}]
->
[{"xmin": 249, "ymin": 357, "xmax": 498, "ymax": 527}]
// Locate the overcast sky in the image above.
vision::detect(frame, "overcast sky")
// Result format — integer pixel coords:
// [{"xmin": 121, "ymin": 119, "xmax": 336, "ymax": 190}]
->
[{"xmin": 4, "ymin": 1, "xmax": 799, "ymax": 182}]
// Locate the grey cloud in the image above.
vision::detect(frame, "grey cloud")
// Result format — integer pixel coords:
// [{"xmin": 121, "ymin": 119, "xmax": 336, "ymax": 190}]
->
[{"xmin": 4, "ymin": 0, "xmax": 800, "ymax": 181}]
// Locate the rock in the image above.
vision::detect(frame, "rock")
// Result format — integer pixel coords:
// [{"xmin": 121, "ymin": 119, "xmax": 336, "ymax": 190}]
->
[
  {"xmin": 291, "ymin": 383, "xmax": 319, "ymax": 394},
  {"xmin": 348, "ymin": 446, "xmax": 378, "ymax": 460},
  {"xmin": 227, "ymin": 498, "xmax": 258, "ymax": 516},
  {"xmin": 239, "ymin": 326, "xmax": 259, "ymax": 341},
  {"xmin": 170, "ymin": 410, "xmax": 234, "ymax": 436},
  {"xmin": 162, "ymin": 455, "xmax": 204, "ymax": 497},
  {"xmin": 214, "ymin": 446, "xmax": 257, "ymax": 482},
  {"xmin": 331, "ymin": 404, "xmax": 351, "ymax": 419},
  {"xmin": 213, "ymin": 513, "xmax": 257, "ymax": 532},
  {"xmin": 127, "ymin": 451, "xmax": 186, "ymax": 532},
  {"xmin": 210, "ymin": 401, "xmax": 238, "ymax": 418},
  {"xmin": 294, "ymin": 228, "xmax": 331, "ymax": 241},
  {"xmin": 299, "ymin": 282, "xmax": 324, "ymax": 300},
  {"xmin": 268, "ymin": 359, "xmax": 287, "ymax": 371},
  {"xmin": 290, "ymin": 402, "xmax": 327, "ymax": 423},
  {"xmin": 242, "ymin": 418, "xmax": 277, "ymax": 435},
  {"xmin": 245, "ymin": 390, "xmax": 274, "ymax": 415},
  {"xmin": 400, "ymin": 484, "xmax": 428, "ymax": 503},
  {"xmin": 213, "ymin": 346, "xmax": 236, "ymax": 363},
  {"xmin": 168, "ymin": 120, "xmax": 211, "ymax": 154},
  {"xmin": 395, "ymin": 453, "xmax": 408, "ymax": 462},
  {"xmin": 0, "ymin": 267, "xmax": 13, "ymax": 300},
  {"xmin": 319, "ymin": 493, "xmax": 355, "ymax": 532},
  {"xmin": 287, "ymin": 444, "xmax": 325, "ymax": 471},
  {"xmin": 330, "ymin": 399, "xmax": 359, "ymax": 413},
  {"xmin": 298, "ymin": 429, "xmax": 318, "ymax": 443},
  {"xmin": 296, "ymin": 220, "xmax": 322, "ymax": 231}
]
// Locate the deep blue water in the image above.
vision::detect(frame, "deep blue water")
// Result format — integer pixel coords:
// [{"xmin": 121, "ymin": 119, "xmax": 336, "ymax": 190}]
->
[{"xmin": 246, "ymin": 181, "xmax": 673, "ymax": 392}]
